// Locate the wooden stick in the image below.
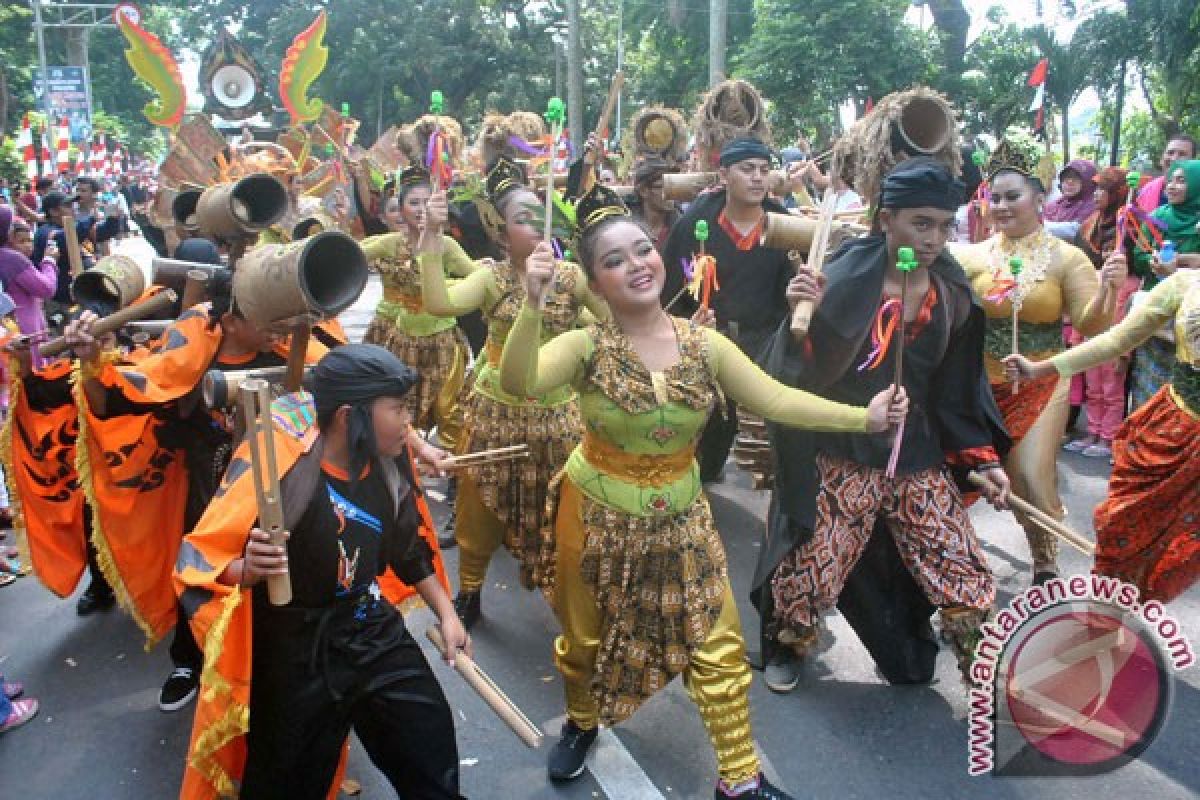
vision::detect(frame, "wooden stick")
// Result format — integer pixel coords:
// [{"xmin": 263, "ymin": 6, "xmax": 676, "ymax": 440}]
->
[
  {"xmin": 39, "ymin": 290, "xmax": 178, "ymax": 358},
  {"xmin": 790, "ymin": 191, "xmax": 837, "ymax": 338},
  {"xmin": 579, "ymin": 70, "xmax": 625, "ymax": 197},
  {"xmin": 967, "ymin": 472, "xmax": 1095, "ymax": 555},
  {"xmin": 440, "ymin": 445, "xmax": 530, "ymax": 469},
  {"xmin": 426, "ymin": 625, "xmax": 543, "ymax": 748},
  {"xmin": 240, "ymin": 378, "xmax": 293, "ymax": 606},
  {"xmin": 61, "ymin": 213, "xmax": 85, "ymax": 278},
  {"xmin": 284, "ymin": 322, "xmax": 311, "ymax": 393}
]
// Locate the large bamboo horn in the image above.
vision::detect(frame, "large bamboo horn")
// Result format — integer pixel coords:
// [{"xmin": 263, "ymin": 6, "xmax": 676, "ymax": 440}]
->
[
  {"xmin": 203, "ymin": 365, "xmax": 292, "ymax": 409},
  {"xmin": 71, "ymin": 254, "xmax": 146, "ymax": 311},
  {"xmin": 195, "ymin": 173, "xmax": 289, "ymax": 239},
  {"xmin": 171, "ymin": 189, "xmax": 202, "ymax": 230},
  {"xmin": 232, "ymin": 231, "xmax": 368, "ymax": 327}
]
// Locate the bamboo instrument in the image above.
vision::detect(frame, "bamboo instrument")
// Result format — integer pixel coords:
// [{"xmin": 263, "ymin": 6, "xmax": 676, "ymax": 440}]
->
[
  {"xmin": 239, "ymin": 378, "xmax": 292, "ymax": 606},
  {"xmin": 284, "ymin": 322, "xmax": 311, "ymax": 393},
  {"xmin": 61, "ymin": 213, "xmax": 85, "ymax": 278},
  {"xmin": 790, "ymin": 191, "xmax": 837, "ymax": 338},
  {"xmin": 39, "ymin": 290, "xmax": 178, "ymax": 358},
  {"xmin": 439, "ymin": 445, "xmax": 530, "ymax": 470},
  {"xmin": 579, "ymin": 70, "xmax": 625, "ymax": 196},
  {"xmin": 426, "ymin": 625, "xmax": 543, "ymax": 748},
  {"xmin": 967, "ymin": 472, "xmax": 1095, "ymax": 556}
]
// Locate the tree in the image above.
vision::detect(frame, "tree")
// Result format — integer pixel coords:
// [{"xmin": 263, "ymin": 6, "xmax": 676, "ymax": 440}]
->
[
  {"xmin": 739, "ymin": 0, "xmax": 941, "ymax": 143},
  {"xmin": 1027, "ymin": 24, "xmax": 1092, "ymax": 162},
  {"xmin": 1124, "ymin": 0, "xmax": 1200, "ymax": 137},
  {"xmin": 958, "ymin": 10, "xmax": 1039, "ymax": 137}
]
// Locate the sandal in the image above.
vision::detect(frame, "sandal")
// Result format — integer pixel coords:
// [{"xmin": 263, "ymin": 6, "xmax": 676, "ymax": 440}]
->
[
  {"xmin": 0, "ymin": 697, "xmax": 38, "ymax": 734},
  {"xmin": 0, "ymin": 573, "xmax": 15, "ymax": 587}
]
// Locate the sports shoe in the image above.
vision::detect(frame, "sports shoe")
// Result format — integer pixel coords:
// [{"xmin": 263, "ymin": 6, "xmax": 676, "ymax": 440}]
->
[
  {"xmin": 762, "ymin": 650, "xmax": 800, "ymax": 694},
  {"xmin": 0, "ymin": 697, "xmax": 38, "ymax": 734},
  {"xmin": 715, "ymin": 773, "xmax": 795, "ymax": 799},
  {"xmin": 3, "ymin": 680, "xmax": 24, "ymax": 700},
  {"xmin": 438, "ymin": 512, "xmax": 458, "ymax": 550},
  {"xmin": 159, "ymin": 667, "xmax": 199, "ymax": 712},
  {"xmin": 76, "ymin": 583, "xmax": 116, "ymax": 615},
  {"xmin": 452, "ymin": 589, "xmax": 481, "ymax": 630},
  {"xmin": 547, "ymin": 719, "xmax": 598, "ymax": 781}
]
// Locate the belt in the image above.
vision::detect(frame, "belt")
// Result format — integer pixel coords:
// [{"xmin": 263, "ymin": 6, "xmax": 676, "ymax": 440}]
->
[{"xmin": 581, "ymin": 433, "xmax": 694, "ymax": 487}]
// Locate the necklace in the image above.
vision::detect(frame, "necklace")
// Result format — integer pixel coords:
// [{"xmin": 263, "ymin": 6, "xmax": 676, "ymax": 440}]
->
[{"xmin": 988, "ymin": 228, "xmax": 1055, "ymax": 309}]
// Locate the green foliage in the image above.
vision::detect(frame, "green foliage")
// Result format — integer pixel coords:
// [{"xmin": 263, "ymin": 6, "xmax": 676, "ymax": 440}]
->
[
  {"xmin": 0, "ymin": 136, "xmax": 25, "ymax": 186},
  {"xmin": 958, "ymin": 11, "xmax": 1039, "ymax": 138}
]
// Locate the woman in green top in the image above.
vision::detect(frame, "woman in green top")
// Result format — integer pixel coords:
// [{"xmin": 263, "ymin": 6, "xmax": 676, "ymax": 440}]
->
[
  {"xmin": 1129, "ymin": 159, "xmax": 1200, "ymax": 408},
  {"xmin": 499, "ymin": 185, "xmax": 905, "ymax": 799},
  {"xmin": 418, "ymin": 156, "xmax": 609, "ymax": 627},
  {"xmin": 361, "ymin": 166, "xmax": 479, "ymax": 453}
]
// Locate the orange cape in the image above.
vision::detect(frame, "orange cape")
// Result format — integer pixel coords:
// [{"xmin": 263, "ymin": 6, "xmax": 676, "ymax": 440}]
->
[{"xmin": 174, "ymin": 390, "xmax": 448, "ymax": 799}]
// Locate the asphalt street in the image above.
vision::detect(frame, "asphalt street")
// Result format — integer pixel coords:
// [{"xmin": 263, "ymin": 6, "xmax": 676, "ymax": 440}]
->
[{"xmin": 0, "ymin": 263, "xmax": 1195, "ymax": 799}]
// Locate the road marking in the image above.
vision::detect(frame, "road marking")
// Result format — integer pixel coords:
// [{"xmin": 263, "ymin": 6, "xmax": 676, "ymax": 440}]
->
[{"xmin": 544, "ymin": 716, "xmax": 665, "ymax": 800}]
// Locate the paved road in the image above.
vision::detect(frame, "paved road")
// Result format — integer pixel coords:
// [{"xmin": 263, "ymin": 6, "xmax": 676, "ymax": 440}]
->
[{"xmin": 1, "ymin": 249, "xmax": 1195, "ymax": 799}]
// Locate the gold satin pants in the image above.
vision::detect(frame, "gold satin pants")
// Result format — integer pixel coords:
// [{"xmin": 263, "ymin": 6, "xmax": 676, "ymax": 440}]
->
[
  {"xmin": 551, "ymin": 480, "xmax": 760, "ymax": 783},
  {"xmin": 1005, "ymin": 376, "xmax": 1066, "ymax": 571},
  {"xmin": 454, "ymin": 475, "xmax": 507, "ymax": 593}
]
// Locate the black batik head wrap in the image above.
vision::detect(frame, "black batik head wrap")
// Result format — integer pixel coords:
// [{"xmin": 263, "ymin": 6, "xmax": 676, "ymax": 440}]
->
[
  {"xmin": 312, "ymin": 344, "xmax": 418, "ymax": 493},
  {"xmin": 880, "ymin": 157, "xmax": 964, "ymax": 211}
]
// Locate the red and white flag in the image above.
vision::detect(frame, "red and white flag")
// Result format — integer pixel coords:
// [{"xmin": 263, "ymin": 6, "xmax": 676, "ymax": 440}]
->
[
  {"xmin": 1027, "ymin": 57, "xmax": 1048, "ymax": 134},
  {"xmin": 55, "ymin": 117, "xmax": 71, "ymax": 173},
  {"xmin": 39, "ymin": 128, "xmax": 54, "ymax": 177},
  {"xmin": 17, "ymin": 115, "xmax": 37, "ymax": 180},
  {"xmin": 90, "ymin": 137, "xmax": 106, "ymax": 175}
]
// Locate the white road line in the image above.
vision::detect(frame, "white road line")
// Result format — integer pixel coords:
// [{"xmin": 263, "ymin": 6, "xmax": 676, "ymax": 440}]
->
[{"xmin": 544, "ymin": 716, "xmax": 666, "ymax": 800}]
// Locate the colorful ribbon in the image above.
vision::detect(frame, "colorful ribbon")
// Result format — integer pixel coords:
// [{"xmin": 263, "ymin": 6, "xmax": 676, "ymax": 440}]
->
[
  {"xmin": 857, "ymin": 298, "xmax": 902, "ymax": 372},
  {"xmin": 686, "ymin": 254, "xmax": 719, "ymax": 308},
  {"xmin": 425, "ymin": 128, "xmax": 453, "ymax": 190},
  {"xmin": 1116, "ymin": 204, "xmax": 1166, "ymax": 255}
]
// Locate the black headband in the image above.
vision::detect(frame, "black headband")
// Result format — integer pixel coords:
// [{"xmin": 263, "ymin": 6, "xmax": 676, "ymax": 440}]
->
[
  {"xmin": 880, "ymin": 158, "xmax": 964, "ymax": 212},
  {"xmin": 719, "ymin": 137, "xmax": 772, "ymax": 167}
]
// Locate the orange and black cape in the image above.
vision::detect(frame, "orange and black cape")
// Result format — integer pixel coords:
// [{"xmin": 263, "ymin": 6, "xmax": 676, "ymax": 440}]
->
[{"xmin": 174, "ymin": 390, "xmax": 448, "ymax": 799}]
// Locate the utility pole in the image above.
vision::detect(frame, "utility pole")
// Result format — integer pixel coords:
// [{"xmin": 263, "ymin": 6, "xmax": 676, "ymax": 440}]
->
[
  {"xmin": 615, "ymin": 0, "xmax": 624, "ymax": 146},
  {"xmin": 567, "ymin": 0, "xmax": 583, "ymax": 149},
  {"xmin": 32, "ymin": 0, "xmax": 54, "ymax": 120},
  {"xmin": 709, "ymin": 0, "xmax": 727, "ymax": 87}
]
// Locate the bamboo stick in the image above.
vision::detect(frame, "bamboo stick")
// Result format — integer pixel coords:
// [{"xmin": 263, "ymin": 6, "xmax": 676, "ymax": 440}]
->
[{"xmin": 968, "ymin": 472, "xmax": 1095, "ymax": 555}]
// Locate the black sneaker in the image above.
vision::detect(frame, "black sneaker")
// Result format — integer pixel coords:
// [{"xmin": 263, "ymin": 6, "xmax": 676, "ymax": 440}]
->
[
  {"xmin": 453, "ymin": 589, "xmax": 481, "ymax": 630},
  {"xmin": 159, "ymin": 667, "xmax": 199, "ymax": 712},
  {"xmin": 762, "ymin": 650, "xmax": 800, "ymax": 694},
  {"xmin": 715, "ymin": 773, "xmax": 794, "ymax": 799},
  {"xmin": 547, "ymin": 720, "xmax": 598, "ymax": 781},
  {"xmin": 76, "ymin": 584, "xmax": 116, "ymax": 616},
  {"xmin": 438, "ymin": 510, "xmax": 458, "ymax": 550}
]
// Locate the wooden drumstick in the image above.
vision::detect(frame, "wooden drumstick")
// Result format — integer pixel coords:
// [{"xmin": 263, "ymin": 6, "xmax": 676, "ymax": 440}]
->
[{"xmin": 239, "ymin": 378, "xmax": 292, "ymax": 606}]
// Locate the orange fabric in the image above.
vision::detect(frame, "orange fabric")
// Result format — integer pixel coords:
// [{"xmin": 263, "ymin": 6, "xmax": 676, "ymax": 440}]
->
[
  {"xmin": 716, "ymin": 209, "xmax": 764, "ymax": 251},
  {"xmin": 96, "ymin": 307, "xmax": 223, "ymax": 404},
  {"xmin": 175, "ymin": 392, "xmax": 448, "ymax": 799},
  {"xmin": 990, "ymin": 372, "xmax": 1059, "ymax": 445},
  {"xmin": 4, "ymin": 360, "xmax": 86, "ymax": 597},
  {"xmin": 1093, "ymin": 387, "xmax": 1200, "ymax": 602},
  {"xmin": 314, "ymin": 318, "xmax": 348, "ymax": 347}
]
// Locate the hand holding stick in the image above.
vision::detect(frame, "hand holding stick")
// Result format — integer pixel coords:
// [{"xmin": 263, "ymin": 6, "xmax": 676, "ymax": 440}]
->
[
  {"xmin": 791, "ymin": 191, "xmax": 837, "ymax": 338},
  {"xmin": 39, "ymin": 290, "xmax": 177, "ymax": 358},
  {"xmin": 239, "ymin": 378, "xmax": 292, "ymax": 606},
  {"xmin": 540, "ymin": 97, "xmax": 566, "ymax": 311},
  {"xmin": 967, "ymin": 472, "xmax": 1094, "ymax": 555},
  {"xmin": 885, "ymin": 247, "xmax": 918, "ymax": 479},
  {"xmin": 1008, "ymin": 257, "xmax": 1023, "ymax": 395}
]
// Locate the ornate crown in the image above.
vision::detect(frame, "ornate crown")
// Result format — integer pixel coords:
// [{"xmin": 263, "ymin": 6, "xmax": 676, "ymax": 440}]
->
[
  {"xmin": 575, "ymin": 184, "xmax": 630, "ymax": 235},
  {"xmin": 484, "ymin": 155, "xmax": 528, "ymax": 206},
  {"xmin": 985, "ymin": 138, "xmax": 1039, "ymax": 181}
]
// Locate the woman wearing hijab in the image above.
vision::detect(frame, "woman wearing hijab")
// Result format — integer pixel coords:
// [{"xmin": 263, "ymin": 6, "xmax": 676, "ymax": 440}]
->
[
  {"xmin": 1063, "ymin": 167, "xmax": 1141, "ymax": 457},
  {"xmin": 0, "ymin": 207, "xmax": 58, "ymax": 365},
  {"xmin": 1044, "ymin": 159, "xmax": 1098, "ymax": 240},
  {"xmin": 1128, "ymin": 159, "xmax": 1200, "ymax": 409}
]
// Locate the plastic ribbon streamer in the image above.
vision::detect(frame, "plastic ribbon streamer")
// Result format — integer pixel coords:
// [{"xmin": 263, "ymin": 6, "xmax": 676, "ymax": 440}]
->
[
  {"xmin": 685, "ymin": 254, "xmax": 719, "ymax": 309},
  {"xmin": 857, "ymin": 297, "xmax": 902, "ymax": 372},
  {"xmin": 985, "ymin": 274, "xmax": 1018, "ymax": 304},
  {"xmin": 425, "ymin": 129, "xmax": 454, "ymax": 190},
  {"xmin": 1116, "ymin": 204, "xmax": 1167, "ymax": 255}
]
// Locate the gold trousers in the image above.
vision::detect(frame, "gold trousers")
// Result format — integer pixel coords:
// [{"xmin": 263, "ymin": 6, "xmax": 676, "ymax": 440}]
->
[
  {"xmin": 455, "ymin": 475, "xmax": 507, "ymax": 593},
  {"xmin": 552, "ymin": 480, "xmax": 759, "ymax": 783},
  {"xmin": 1004, "ymin": 375, "xmax": 1066, "ymax": 571}
]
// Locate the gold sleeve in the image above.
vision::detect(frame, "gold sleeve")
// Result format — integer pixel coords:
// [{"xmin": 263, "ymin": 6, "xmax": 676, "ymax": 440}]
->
[
  {"xmin": 1052, "ymin": 274, "xmax": 1182, "ymax": 377},
  {"xmin": 418, "ymin": 251, "xmax": 495, "ymax": 316},
  {"xmin": 706, "ymin": 330, "xmax": 869, "ymax": 432},
  {"xmin": 1058, "ymin": 242, "xmax": 1112, "ymax": 337},
  {"xmin": 499, "ymin": 304, "xmax": 591, "ymax": 397}
]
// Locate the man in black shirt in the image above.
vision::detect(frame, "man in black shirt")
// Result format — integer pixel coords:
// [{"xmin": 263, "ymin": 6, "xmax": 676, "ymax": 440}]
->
[{"xmin": 660, "ymin": 137, "xmax": 793, "ymax": 481}]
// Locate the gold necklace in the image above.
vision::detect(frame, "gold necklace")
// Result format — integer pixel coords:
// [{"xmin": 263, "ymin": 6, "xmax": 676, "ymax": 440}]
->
[{"xmin": 989, "ymin": 228, "xmax": 1055, "ymax": 309}]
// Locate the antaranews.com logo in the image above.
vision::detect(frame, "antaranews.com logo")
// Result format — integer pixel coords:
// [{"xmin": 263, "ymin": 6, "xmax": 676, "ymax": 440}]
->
[{"xmin": 967, "ymin": 574, "xmax": 1193, "ymax": 777}]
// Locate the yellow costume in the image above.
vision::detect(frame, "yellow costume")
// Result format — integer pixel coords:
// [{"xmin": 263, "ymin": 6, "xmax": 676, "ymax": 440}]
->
[
  {"xmin": 951, "ymin": 229, "xmax": 1111, "ymax": 569},
  {"xmin": 420, "ymin": 248, "xmax": 607, "ymax": 591},
  {"xmin": 363, "ymin": 232, "xmax": 477, "ymax": 450},
  {"xmin": 500, "ymin": 307, "xmax": 868, "ymax": 783}
]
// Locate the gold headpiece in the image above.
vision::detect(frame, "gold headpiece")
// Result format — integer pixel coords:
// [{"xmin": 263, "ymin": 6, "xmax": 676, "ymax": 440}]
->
[
  {"xmin": 484, "ymin": 156, "xmax": 528, "ymax": 207},
  {"xmin": 985, "ymin": 138, "xmax": 1039, "ymax": 182},
  {"xmin": 397, "ymin": 165, "xmax": 431, "ymax": 189}
]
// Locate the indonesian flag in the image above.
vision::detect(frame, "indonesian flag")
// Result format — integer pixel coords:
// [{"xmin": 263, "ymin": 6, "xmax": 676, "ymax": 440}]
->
[
  {"xmin": 75, "ymin": 146, "xmax": 87, "ymax": 176},
  {"xmin": 1028, "ymin": 57, "xmax": 1048, "ymax": 134},
  {"xmin": 55, "ymin": 117, "xmax": 70, "ymax": 173},
  {"xmin": 90, "ymin": 137, "xmax": 106, "ymax": 175},
  {"xmin": 17, "ymin": 115, "xmax": 36, "ymax": 180}
]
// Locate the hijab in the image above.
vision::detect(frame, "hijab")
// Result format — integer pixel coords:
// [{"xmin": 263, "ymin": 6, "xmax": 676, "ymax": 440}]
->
[
  {"xmin": 1044, "ymin": 159, "xmax": 1098, "ymax": 223},
  {"xmin": 1152, "ymin": 159, "xmax": 1200, "ymax": 250}
]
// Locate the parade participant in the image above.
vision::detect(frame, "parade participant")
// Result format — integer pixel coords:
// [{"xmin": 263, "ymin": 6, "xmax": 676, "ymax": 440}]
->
[
  {"xmin": 0, "ymin": 208, "xmax": 58, "ymax": 365},
  {"xmin": 61, "ymin": 273, "xmax": 340, "ymax": 713},
  {"xmin": 498, "ymin": 184, "xmax": 904, "ymax": 798},
  {"xmin": 949, "ymin": 142, "xmax": 1118, "ymax": 584},
  {"xmin": 175, "ymin": 344, "xmax": 466, "ymax": 800},
  {"xmin": 419, "ymin": 156, "xmax": 609, "ymax": 628},
  {"xmin": 31, "ymin": 191, "xmax": 122, "ymax": 312},
  {"xmin": 756, "ymin": 158, "xmax": 1010, "ymax": 691},
  {"xmin": 363, "ymin": 166, "xmax": 477, "ymax": 453},
  {"xmin": 1005, "ymin": 261, "xmax": 1200, "ymax": 602},
  {"xmin": 1128, "ymin": 159, "xmax": 1200, "ymax": 409},
  {"xmin": 628, "ymin": 156, "xmax": 680, "ymax": 252},
  {"xmin": 660, "ymin": 137, "xmax": 795, "ymax": 482},
  {"xmin": 1065, "ymin": 166, "xmax": 1140, "ymax": 456}
]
